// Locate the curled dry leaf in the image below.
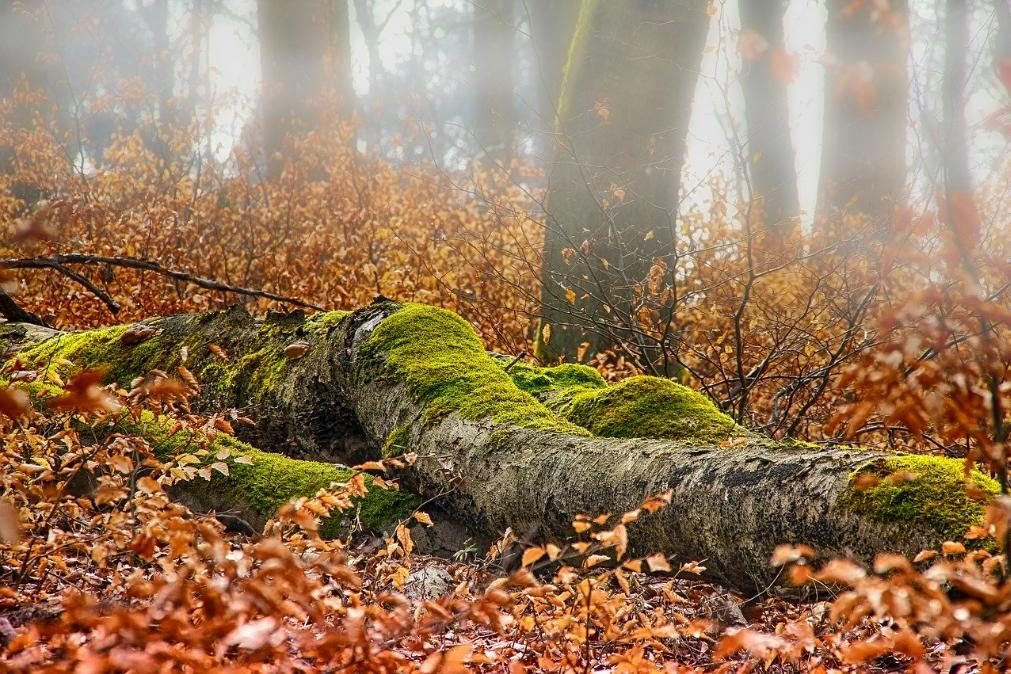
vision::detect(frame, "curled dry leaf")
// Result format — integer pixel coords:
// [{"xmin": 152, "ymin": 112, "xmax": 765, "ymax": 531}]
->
[
  {"xmin": 49, "ymin": 369, "xmax": 122, "ymax": 415},
  {"xmin": 120, "ymin": 324, "xmax": 160, "ymax": 345},
  {"xmin": 284, "ymin": 340, "xmax": 311, "ymax": 359},
  {"xmin": 0, "ymin": 499, "xmax": 20, "ymax": 543},
  {"xmin": 0, "ymin": 386, "xmax": 30, "ymax": 419}
]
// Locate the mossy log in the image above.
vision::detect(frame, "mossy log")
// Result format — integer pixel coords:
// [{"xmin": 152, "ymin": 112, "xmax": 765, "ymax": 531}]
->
[{"xmin": 1, "ymin": 302, "xmax": 999, "ymax": 592}]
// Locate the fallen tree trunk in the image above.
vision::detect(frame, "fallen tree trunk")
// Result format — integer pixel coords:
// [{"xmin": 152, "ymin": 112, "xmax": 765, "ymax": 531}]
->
[{"xmin": 1, "ymin": 302, "xmax": 998, "ymax": 591}]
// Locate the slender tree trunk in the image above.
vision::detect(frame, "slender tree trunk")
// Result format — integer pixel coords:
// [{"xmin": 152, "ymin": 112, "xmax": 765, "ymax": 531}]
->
[
  {"xmin": 4, "ymin": 301, "xmax": 996, "ymax": 592},
  {"xmin": 473, "ymin": 0, "xmax": 515, "ymax": 164},
  {"xmin": 537, "ymin": 0, "xmax": 711, "ymax": 365},
  {"xmin": 150, "ymin": 0, "xmax": 175, "ymax": 126},
  {"xmin": 258, "ymin": 0, "xmax": 354, "ymax": 179},
  {"xmin": 943, "ymin": 0, "xmax": 972, "ymax": 196},
  {"xmin": 816, "ymin": 0, "xmax": 908, "ymax": 234},
  {"xmin": 738, "ymin": 0, "xmax": 800, "ymax": 245}
]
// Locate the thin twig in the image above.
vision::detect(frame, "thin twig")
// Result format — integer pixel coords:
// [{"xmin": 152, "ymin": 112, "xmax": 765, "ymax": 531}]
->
[{"xmin": 3, "ymin": 254, "xmax": 326, "ymax": 311}]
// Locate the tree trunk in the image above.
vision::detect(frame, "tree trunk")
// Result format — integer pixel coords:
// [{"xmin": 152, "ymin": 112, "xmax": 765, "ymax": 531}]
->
[
  {"xmin": 816, "ymin": 0, "xmax": 908, "ymax": 234},
  {"xmin": 943, "ymin": 0, "xmax": 972, "ymax": 195},
  {"xmin": 3, "ymin": 302, "xmax": 997, "ymax": 592},
  {"xmin": 738, "ymin": 0, "xmax": 800, "ymax": 245},
  {"xmin": 537, "ymin": 0, "xmax": 710, "ymax": 365},
  {"xmin": 258, "ymin": 0, "xmax": 354, "ymax": 178},
  {"xmin": 526, "ymin": 0, "xmax": 580, "ymax": 144},
  {"xmin": 0, "ymin": 314, "xmax": 417, "ymax": 537},
  {"xmin": 473, "ymin": 0, "xmax": 515, "ymax": 164}
]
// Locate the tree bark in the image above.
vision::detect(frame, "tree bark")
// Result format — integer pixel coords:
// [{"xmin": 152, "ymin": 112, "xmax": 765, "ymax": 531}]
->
[
  {"xmin": 526, "ymin": 0, "xmax": 581, "ymax": 144},
  {"xmin": 2, "ymin": 302, "xmax": 997, "ymax": 592},
  {"xmin": 816, "ymin": 0, "xmax": 908, "ymax": 234},
  {"xmin": 738, "ymin": 0, "xmax": 801, "ymax": 245},
  {"xmin": 537, "ymin": 0, "xmax": 711, "ymax": 365}
]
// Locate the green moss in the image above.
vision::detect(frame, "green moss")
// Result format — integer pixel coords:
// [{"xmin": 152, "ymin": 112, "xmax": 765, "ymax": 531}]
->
[
  {"xmin": 18, "ymin": 325, "xmax": 131, "ymax": 373},
  {"xmin": 554, "ymin": 0, "xmax": 600, "ymax": 127},
  {"xmin": 234, "ymin": 345, "xmax": 288, "ymax": 398},
  {"xmin": 360, "ymin": 304, "xmax": 586, "ymax": 435},
  {"xmin": 505, "ymin": 360, "xmax": 605, "ymax": 397},
  {"xmin": 845, "ymin": 455, "xmax": 999, "ymax": 542},
  {"xmin": 11, "ymin": 311, "xmax": 308, "ymax": 411},
  {"xmin": 120, "ymin": 413, "xmax": 419, "ymax": 534},
  {"xmin": 382, "ymin": 425, "xmax": 410, "ymax": 458},
  {"xmin": 561, "ymin": 375, "xmax": 738, "ymax": 443},
  {"xmin": 305, "ymin": 310, "xmax": 349, "ymax": 335}
]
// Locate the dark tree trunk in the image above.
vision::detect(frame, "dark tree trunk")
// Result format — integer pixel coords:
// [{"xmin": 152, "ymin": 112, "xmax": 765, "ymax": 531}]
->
[
  {"xmin": 816, "ymin": 0, "xmax": 908, "ymax": 234},
  {"xmin": 3, "ymin": 302, "xmax": 996, "ymax": 593},
  {"xmin": 473, "ymin": 0, "xmax": 515, "ymax": 164},
  {"xmin": 258, "ymin": 0, "xmax": 354, "ymax": 179},
  {"xmin": 738, "ymin": 0, "xmax": 800, "ymax": 245},
  {"xmin": 537, "ymin": 0, "xmax": 711, "ymax": 365}
]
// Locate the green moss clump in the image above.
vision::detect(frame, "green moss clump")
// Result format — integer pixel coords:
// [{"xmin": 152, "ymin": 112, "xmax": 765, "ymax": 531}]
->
[
  {"xmin": 305, "ymin": 310, "xmax": 350, "ymax": 335},
  {"xmin": 562, "ymin": 375, "xmax": 738, "ymax": 443},
  {"xmin": 125, "ymin": 413, "xmax": 418, "ymax": 534},
  {"xmin": 506, "ymin": 360, "xmax": 606, "ymax": 397},
  {"xmin": 845, "ymin": 455, "xmax": 999, "ymax": 542},
  {"xmin": 359, "ymin": 304, "xmax": 586, "ymax": 435}
]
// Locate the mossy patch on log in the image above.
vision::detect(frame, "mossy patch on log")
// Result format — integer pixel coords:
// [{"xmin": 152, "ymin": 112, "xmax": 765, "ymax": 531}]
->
[
  {"xmin": 382, "ymin": 424, "xmax": 411, "ymax": 458},
  {"xmin": 845, "ymin": 455, "xmax": 1000, "ymax": 542},
  {"xmin": 12, "ymin": 309, "xmax": 309, "ymax": 408},
  {"xmin": 558, "ymin": 375, "xmax": 739, "ymax": 443},
  {"xmin": 3, "ymin": 366, "xmax": 418, "ymax": 535},
  {"xmin": 504, "ymin": 360, "xmax": 606, "ymax": 397},
  {"xmin": 120, "ymin": 412, "xmax": 419, "ymax": 536},
  {"xmin": 305, "ymin": 310, "xmax": 350, "ymax": 335},
  {"xmin": 359, "ymin": 303, "xmax": 587, "ymax": 434}
]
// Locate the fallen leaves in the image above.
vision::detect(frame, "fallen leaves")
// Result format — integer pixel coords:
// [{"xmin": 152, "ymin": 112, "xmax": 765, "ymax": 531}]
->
[{"xmin": 48, "ymin": 369, "xmax": 122, "ymax": 415}]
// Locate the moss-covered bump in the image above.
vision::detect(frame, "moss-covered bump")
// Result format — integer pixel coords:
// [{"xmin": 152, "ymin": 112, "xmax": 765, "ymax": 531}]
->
[
  {"xmin": 845, "ymin": 455, "xmax": 1000, "ymax": 542},
  {"xmin": 505, "ymin": 360, "xmax": 606, "ymax": 397},
  {"xmin": 359, "ymin": 304, "xmax": 587, "ymax": 434},
  {"xmin": 121, "ymin": 413, "xmax": 419, "ymax": 535},
  {"xmin": 561, "ymin": 375, "xmax": 739, "ymax": 443},
  {"xmin": 17, "ymin": 325, "xmax": 131, "ymax": 375}
]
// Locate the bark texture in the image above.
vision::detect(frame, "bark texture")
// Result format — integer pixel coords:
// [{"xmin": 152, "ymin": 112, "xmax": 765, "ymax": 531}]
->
[
  {"xmin": 942, "ymin": 0, "xmax": 972, "ymax": 195},
  {"xmin": 538, "ymin": 0, "xmax": 711, "ymax": 364},
  {"xmin": 527, "ymin": 0, "xmax": 581, "ymax": 140},
  {"xmin": 2, "ymin": 302, "xmax": 998, "ymax": 592}
]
